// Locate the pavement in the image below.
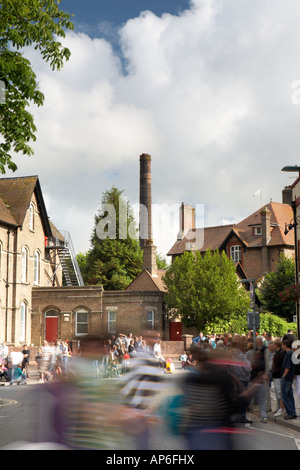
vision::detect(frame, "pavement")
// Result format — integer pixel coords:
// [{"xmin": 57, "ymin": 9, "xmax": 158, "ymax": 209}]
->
[{"xmin": 2, "ymin": 361, "xmax": 300, "ymax": 434}]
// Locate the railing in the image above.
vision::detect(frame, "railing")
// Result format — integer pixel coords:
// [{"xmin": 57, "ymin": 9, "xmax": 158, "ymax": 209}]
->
[{"xmin": 45, "ymin": 230, "xmax": 84, "ymax": 286}]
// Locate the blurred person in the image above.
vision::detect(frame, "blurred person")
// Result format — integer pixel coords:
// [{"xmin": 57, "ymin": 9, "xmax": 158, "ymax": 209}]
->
[
  {"xmin": 228, "ymin": 338, "xmax": 252, "ymax": 424},
  {"xmin": 0, "ymin": 359, "xmax": 9, "ymax": 382},
  {"xmin": 281, "ymin": 338, "xmax": 297, "ymax": 420},
  {"xmin": 180, "ymin": 351, "xmax": 188, "ymax": 370},
  {"xmin": 185, "ymin": 352, "xmax": 196, "ymax": 370},
  {"xmin": 8, "ymin": 349, "xmax": 24, "ymax": 385},
  {"xmin": 272, "ymin": 338, "xmax": 285, "ymax": 417},
  {"xmin": 251, "ymin": 336, "xmax": 268, "ymax": 422},
  {"xmin": 10, "ymin": 363, "xmax": 27, "ymax": 385},
  {"xmin": 265, "ymin": 340, "xmax": 275, "ymax": 412},
  {"xmin": 118, "ymin": 330, "xmax": 168, "ymax": 450},
  {"xmin": 61, "ymin": 341, "xmax": 70, "ymax": 378},
  {"xmin": 153, "ymin": 340, "xmax": 165, "ymax": 368},
  {"xmin": 21, "ymin": 344, "xmax": 31, "ymax": 379},
  {"xmin": 164, "ymin": 346, "xmax": 263, "ymax": 450},
  {"xmin": 44, "ymin": 335, "xmax": 139, "ymax": 450},
  {"xmin": 0, "ymin": 342, "xmax": 9, "ymax": 362}
]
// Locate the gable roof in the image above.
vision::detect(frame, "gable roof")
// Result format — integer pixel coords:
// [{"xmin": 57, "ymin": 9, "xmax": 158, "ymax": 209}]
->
[
  {"xmin": 0, "ymin": 176, "xmax": 52, "ymax": 236},
  {"xmin": 167, "ymin": 202, "xmax": 294, "ymax": 256},
  {"xmin": 125, "ymin": 268, "xmax": 167, "ymax": 292}
]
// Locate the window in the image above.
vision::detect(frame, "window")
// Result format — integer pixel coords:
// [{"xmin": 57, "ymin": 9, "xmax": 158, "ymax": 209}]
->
[
  {"xmin": 29, "ymin": 203, "xmax": 34, "ymax": 231},
  {"xmin": 108, "ymin": 310, "xmax": 116, "ymax": 334},
  {"xmin": 20, "ymin": 301, "xmax": 27, "ymax": 342},
  {"xmin": 76, "ymin": 310, "xmax": 88, "ymax": 336},
  {"xmin": 34, "ymin": 250, "xmax": 40, "ymax": 285},
  {"xmin": 147, "ymin": 310, "xmax": 155, "ymax": 330},
  {"xmin": 230, "ymin": 245, "xmax": 242, "ymax": 263},
  {"xmin": 21, "ymin": 247, "xmax": 28, "ymax": 283},
  {"xmin": 254, "ymin": 226, "xmax": 262, "ymax": 236}
]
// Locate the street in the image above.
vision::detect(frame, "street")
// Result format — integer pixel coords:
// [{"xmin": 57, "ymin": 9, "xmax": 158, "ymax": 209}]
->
[{"xmin": 1, "ymin": 383, "xmax": 300, "ymax": 451}]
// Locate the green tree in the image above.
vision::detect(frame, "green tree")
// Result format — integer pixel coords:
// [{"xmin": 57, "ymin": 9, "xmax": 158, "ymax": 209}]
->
[
  {"xmin": 0, "ymin": 0, "xmax": 73, "ymax": 173},
  {"xmin": 81, "ymin": 186, "xmax": 143, "ymax": 290},
  {"xmin": 156, "ymin": 252, "xmax": 168, "ymax": 270},
  {"xmin": 257, "ymin": 253, "xmax": 296, "ymax": 322},
  {"xmin": 163, "ymin": 249, "xmax": 250, "ymax": 331}
]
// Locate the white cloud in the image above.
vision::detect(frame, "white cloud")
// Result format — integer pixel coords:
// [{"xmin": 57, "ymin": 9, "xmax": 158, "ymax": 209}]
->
[{"xmin": 11, "ymin": 0, "xmax": 300, "ymax": 258}]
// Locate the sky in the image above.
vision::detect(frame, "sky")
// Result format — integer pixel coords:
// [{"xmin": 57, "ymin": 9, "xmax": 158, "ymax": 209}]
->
[{"xmin": 9, "ymin": 0, "xmax": 300, "ymax": 259}]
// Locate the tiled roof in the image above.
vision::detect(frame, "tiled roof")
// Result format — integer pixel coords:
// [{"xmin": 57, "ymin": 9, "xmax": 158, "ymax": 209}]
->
[
  {"xmin": 0, "ymin": 176, "xmax": 38, "ymax": 226},
  {"xmin": 126, "ymin": 268, "xmax": 167, "ymax": 292},
  {"xmin": 0, "ymin": 176, "xmax": 52, "ymax": 236},
  {"xmin": 236, "ymin": 202, "xmax": 294, "ymax": 247},
  {"xmin": 167, "ymin": 202, "xmax": 294, "ymax": 256}
]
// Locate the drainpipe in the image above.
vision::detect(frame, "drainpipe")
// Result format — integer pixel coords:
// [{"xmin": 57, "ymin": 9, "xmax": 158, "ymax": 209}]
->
[{"xmin": 5, "ymin": 229, "xmax": 10, "ymax": 342}]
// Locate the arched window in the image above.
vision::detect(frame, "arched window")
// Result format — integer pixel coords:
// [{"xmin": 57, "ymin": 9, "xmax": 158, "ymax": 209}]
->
[
  {"xmin": 21, "ymin": 247, "xmax": 28, "ymax": 283},
  {"xmin": 34, "ymin": 250, "xmax": 40, "ymax": 285},
  {"xmin": 20, "ymin": 301, "xmax": 27, "ymax": 342},
  {"xmin": 29, "ymin": 202, "xmax": 34, "ymax": 231}
]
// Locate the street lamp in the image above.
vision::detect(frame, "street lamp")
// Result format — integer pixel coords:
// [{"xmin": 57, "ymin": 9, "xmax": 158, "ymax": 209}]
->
[
  {"xmin": 241, "ymin": 278, "xmax": 258, "ymax": 350},
  {"xmin": 281, "ymin": 166, "xmax": 300, "ymax": 339}
]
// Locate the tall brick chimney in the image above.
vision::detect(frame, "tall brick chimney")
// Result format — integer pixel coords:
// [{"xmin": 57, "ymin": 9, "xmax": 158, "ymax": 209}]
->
[
  {"xmin": 139, "ymin": 153, "xmax": 152, "ymax": 248},
  {"xmin": 139, "ymin": 153, "xmax": 157, "ymax": 276}
]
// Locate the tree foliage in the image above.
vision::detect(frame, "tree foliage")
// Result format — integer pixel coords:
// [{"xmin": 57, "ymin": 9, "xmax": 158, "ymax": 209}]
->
[
  {"xmin": 257, "ymin": 253, "xmax": 296, "ymax": 322},
  {"xmin": 0, "ymin": 0, "xmax": 74, "ymax": 173},
  {"xmin": 163, "ymin": 249, "xmax": 250, "ymax": 331},
  {"xmin": 78, "ymin": 187, "xmax": 143, "ymax": 291}
]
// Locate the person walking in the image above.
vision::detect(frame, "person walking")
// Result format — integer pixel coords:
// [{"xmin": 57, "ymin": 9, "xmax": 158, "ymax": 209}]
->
[
  {"xmin": 271, "ymin": 338, "xmax": 285, "ymax": 417},
  {"xmin": 281, "ymin": 338, "xmax": 297, "ymax": 420}
]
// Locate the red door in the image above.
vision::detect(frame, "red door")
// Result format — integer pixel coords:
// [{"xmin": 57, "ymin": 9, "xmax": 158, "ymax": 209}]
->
[
  {"xmin": 169, "ymin": 322, "xmax": 182, "ymax": 341},
  {"xmin": 45, "ymin": 317, "xmax": 58, "ymax": 343}
]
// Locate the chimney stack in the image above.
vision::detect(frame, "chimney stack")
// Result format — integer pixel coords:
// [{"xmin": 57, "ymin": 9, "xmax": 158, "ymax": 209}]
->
[
  {"xmin": 261, "ymin": 206, "xmax": 271, "ymax": 273},
  {"xmin": 139, "ymin": 153, "xmax": 152, "ymax": 248},
  {"xmin": 139, "ymin": 153, "xmax": 157, "ymax": 276}
]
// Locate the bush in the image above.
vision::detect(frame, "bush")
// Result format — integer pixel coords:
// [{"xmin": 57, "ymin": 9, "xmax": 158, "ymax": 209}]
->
[{"xmin": 204, "ymin": 311, "xmax": 297, "ymax": 338}]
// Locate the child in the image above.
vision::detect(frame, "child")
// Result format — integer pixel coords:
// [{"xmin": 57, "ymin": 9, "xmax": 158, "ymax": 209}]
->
[
  {"xmin": 180, "ymin": 351, "xmax": 188, "ymax": 370},
  {"xmin": 10, "ymin": 363, "xmax": 27, "ymax": 385}
]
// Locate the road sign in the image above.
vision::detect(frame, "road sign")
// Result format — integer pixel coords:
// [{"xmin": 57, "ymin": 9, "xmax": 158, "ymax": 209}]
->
[{"xmin": 247, "ymin": 311, "xmax": 260, "ymax": 330}]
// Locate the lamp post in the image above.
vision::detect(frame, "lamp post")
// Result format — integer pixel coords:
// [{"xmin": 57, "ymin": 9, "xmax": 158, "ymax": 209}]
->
[
  {"xmin": 241, "ymin": 278, "xmax": 258, "ymax": 350},
  {"xmin": 281, "ymin": 165, "xmax": 300, "ymax": 340}
]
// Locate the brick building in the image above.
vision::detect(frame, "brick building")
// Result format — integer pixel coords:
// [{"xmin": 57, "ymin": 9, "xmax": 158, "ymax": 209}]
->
[
  {"xmin": 167, "ymin": 193, "xmax": 295, "ymax": 283},
  {"xmin": 0, "ymin": 176, "xmax": 65, "ymax": 345}
]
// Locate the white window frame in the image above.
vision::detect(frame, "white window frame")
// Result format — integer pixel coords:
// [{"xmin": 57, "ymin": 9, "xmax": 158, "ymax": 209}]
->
[
  {"xmin": 230, "ymin": 245, "xmax": 242, "ymax": 263},
  {"xmin": 75, "ymin": 310, "xmax": 88, "ymax": 336},
  {"xmin": 147, "ymin": 310, "xmax": 155, "ymax": 330},
  {"xmin": 20, "ymin": 301, "xmax": 27, "ymax": 342},
  {"xmin": 21, "ymin": 247, "xmax": 28, "ymax": 283},
  {"xmin": 254, "ymin": 226, "xmax": 262, "ymax": 236},
  {"xmin": 34, "ymin": 250, "xmax": 40, "ymax": 285},
  {"xmin": 108, "ymin": 310, "xmax": 116, "ymax": 334}
]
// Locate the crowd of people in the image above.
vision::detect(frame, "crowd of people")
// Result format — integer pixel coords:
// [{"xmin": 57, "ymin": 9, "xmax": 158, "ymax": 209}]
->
[
  {"xmin": 0, "ymin": 343, "xmax": 31, "ymax": 385},
  {"xmin": 1, "ymin": 328, "xmax": 300, "ymax": 450},
  {"xmin": 185, "ymin": 329, "xmax": 300, "ymax": 423}
]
